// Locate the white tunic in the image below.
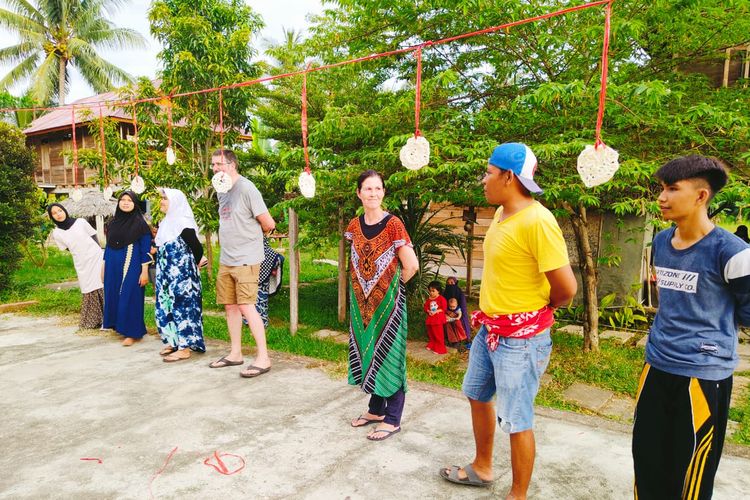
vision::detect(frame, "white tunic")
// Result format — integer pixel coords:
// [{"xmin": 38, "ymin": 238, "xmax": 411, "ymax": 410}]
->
[{"xmin": 51, "ymin": 219, "xmax": 104, "ymax": 294}]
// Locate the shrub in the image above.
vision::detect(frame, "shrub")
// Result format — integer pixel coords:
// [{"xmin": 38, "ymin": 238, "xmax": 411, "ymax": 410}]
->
[{"xmin": 0, "ymin": 122, "xmax": 36, "ymax": 294}]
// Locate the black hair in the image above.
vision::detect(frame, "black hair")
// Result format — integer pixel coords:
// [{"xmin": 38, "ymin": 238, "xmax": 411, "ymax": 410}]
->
[
  {"xmin": 356, "ymin": 169, "xmax": 385, "ymax": 191},
  {"xmin": 212, "ymin": 148, "xmax": 239, "ymax": 166},
  {"xmin": 655, "ymin": 155, "xmax": 728, "ymax": 199},
  {"xmin": 428, "ymin": 280, "xmax": 443, "ymax": 293}
]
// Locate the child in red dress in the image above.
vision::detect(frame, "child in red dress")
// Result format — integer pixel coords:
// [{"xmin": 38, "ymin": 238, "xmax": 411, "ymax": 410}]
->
[{"xmin": 424, "ymin": 280, "xmax": 447, "ymax": 354}]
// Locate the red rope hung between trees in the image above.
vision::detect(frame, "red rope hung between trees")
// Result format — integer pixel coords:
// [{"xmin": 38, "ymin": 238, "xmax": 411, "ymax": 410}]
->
[
  {"xmin": 0, "ymin": 1, "xmax": 612, "ymax": 116},
  {"xmin": 70, "ymin": 106, "xmax": 78, "ymax": 186},
  {"xmin": 301, "ymin": 65, "xmax": 311, "ymax": 174},
  {"xmin": 594, "ymin": 1, "xmax": 613, "ymax": 148}
]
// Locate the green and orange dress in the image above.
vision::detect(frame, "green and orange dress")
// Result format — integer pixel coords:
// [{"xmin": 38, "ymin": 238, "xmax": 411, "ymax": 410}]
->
[{"xmin": 345, "ymin": 214, "xmax": 411, "ymax": 397}]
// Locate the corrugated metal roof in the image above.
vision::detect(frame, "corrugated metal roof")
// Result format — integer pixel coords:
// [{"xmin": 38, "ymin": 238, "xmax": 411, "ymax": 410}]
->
[{"xmin": 24, "ymin": 90, "xmax": 132, "ymax": 135}]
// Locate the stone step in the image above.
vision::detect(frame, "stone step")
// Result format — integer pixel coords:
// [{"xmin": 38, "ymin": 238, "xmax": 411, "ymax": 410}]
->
[
  {"xmin": 562, "ymin": 382, "xmax": 613, "ymax": 412},
  {"xmin": 599, "ymin": 329, "xmax": 635, "ymax": 344}
]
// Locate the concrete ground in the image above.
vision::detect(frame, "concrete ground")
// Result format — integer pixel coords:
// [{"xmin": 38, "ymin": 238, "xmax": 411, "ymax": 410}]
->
[{"xmin": 1, "ymin": 313, "xmax": 749, "ymax": 500}]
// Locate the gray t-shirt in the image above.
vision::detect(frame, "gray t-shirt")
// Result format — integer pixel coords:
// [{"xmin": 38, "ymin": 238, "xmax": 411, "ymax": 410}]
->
[{"xmin": 218, "ymin": 176, "xmax": 268, "ymax": 265}]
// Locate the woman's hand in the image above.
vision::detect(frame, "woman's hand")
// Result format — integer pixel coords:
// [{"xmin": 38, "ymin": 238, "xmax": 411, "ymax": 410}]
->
[
  {"xmin": 139, "ymin": 271, "xmax": 149, "ymax": 287},
  {"xmin": 198, "ymin": 257, "xmax": 208, "ymax": 269}
]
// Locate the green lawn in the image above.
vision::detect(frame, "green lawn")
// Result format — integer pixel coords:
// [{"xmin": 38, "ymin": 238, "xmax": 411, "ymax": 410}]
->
[{"xmin": 3, "ymin": 246, "xmax": 749, "ymax": 446}]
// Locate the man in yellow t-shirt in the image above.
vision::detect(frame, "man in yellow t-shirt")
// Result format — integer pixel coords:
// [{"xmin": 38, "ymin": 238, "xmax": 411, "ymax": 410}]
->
[{"xmin": 441, "ymin": 143, "xmax": 577, "ymax": 497}]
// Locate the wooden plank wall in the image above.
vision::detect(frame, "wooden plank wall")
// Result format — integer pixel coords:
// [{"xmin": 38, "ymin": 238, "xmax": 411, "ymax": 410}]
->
[{"xmin": 428, "ymin": 202, "xmax": 496, "ymax": 267}]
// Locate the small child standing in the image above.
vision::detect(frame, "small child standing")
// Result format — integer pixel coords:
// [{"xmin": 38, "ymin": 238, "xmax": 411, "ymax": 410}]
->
[
  {"xmin": 424, "ymin": 280, "xmax": 447, "ymax": 354},
  {"xmin": 445, "ymin": 297, "xmax": 468, "ymax": 347}
]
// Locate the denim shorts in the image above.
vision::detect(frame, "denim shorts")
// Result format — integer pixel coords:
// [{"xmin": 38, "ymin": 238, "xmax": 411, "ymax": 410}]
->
[{"xmin": 462, "ymin": 325, "xmax": 552, "ymax": 434}]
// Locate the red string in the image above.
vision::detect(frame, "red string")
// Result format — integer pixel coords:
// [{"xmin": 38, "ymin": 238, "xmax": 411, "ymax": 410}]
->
[
  {"xmin": 97, "ymin": 103, "xmax": 107, "ymax": 184},
  {"xmin": 218, "ymin": 89, "xmax": 224, "ymax": 153},
  {"xmin": 132, "ymin": 107, "xmax": 140, "ymax": 176},
  {"xmin": 203, "ymin": 451, "xmax": 246, "ymax": 475},
  {"xmin": 414, "ymin": 46, "xmax": 423, "ymax": 137},
  {"xmin": 70, "ymin": 106, "xmax": 78, "ymax": 186},
  {"xmin": 79, "ymin": 457, "xmax": 102, "ymax": 463},
  {"xmin": 0, "ymin": 0, "xmax": 610, "ymax": 115},
  {"xmin": 166, "ymin": 97, "xmax": 173, "ymax": 149},
  {"xmin": 594, "ymin": 1, "xmax": 612, "ymax": 148},
  {"xmin": 301, "ymin": 65, "xmax": 310, "ymax": 174},
  {"xmin": 148, "ymin": 446, "xmax": 178, "ymax": 499}
]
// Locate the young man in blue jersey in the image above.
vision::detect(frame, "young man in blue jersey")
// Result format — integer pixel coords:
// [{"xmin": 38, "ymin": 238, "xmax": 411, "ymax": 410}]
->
[{"xmin": 633, "ymin": 155, "xmax": 750, "ymax": 500}]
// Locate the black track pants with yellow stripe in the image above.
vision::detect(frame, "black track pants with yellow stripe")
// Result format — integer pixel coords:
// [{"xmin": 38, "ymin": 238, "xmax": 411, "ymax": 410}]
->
[{"xmin": 632, "ymin": 364, "xmax": 732, "ymax": 500}]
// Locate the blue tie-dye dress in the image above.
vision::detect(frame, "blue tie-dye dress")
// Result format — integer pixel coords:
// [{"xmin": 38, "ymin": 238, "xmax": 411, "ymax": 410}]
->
[{"xmin": 155, "ymin": 236, "xmax": 205, "ymax": 352}]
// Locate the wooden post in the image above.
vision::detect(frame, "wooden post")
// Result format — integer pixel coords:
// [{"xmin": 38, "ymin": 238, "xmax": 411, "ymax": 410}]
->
[
  {"xmin": 723, "ymin": 48, "xmax": 732, "ymax": 88},
  {"xmin": 337, "ymin": 208, "xmax": 347, "ymax": 324},
  {"xmin": 289, "ymin": 207, "xmax": 299, "ymax": 335},
  {"xmin": 465, "ymin": 222, "xmax": 474, "ymax": 299},
  {"xmin": 743, "ymin": 47, "xmax": 749, "ymax": 88}
]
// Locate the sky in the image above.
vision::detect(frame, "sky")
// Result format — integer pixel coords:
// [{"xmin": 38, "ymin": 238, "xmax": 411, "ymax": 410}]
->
[{"xmin": 0, "ymin": 0, "xmax": 324, "ymax": 102}]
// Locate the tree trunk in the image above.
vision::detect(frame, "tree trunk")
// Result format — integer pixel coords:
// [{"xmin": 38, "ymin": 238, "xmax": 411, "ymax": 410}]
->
[
  {"xmin": 337, "ymin": 207, "xmax": 347, "ymax": 324},
  {"xmin": 59, "ymin": 58, "xmax": 67, "ymax": 105},
  {"xmin": 204, "ymin": 230, "xmax": 214, "ymax": 281},
  {"xmin": 565, "ymin": 202, "xmax": 600, "ymax": 353}
]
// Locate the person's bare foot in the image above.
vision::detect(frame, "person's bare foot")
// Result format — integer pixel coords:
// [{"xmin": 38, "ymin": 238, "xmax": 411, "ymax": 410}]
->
[
  {"xmin": 121, "ymin": 337, "xmax": 141, "ymax": 346},
  {"xmin": 351, "ymin": 412, "xmax": 385, "ymax": 427},
  {"xmin": 163, "ymin": 350, "xmax": 191, "ymax": 362}
]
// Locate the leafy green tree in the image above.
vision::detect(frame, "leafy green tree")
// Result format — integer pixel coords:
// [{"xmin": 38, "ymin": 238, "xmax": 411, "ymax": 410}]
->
[
  {"xmin": 258, "ymin": 0, "xmax": 750, "ymax": 351},
  {"xmin": 0, "ymin": 122, "xmax": 36, "ymax": 293},
  {"xmin": 0, "ymin": 0, "xmax": 147, "ymax": 104}
]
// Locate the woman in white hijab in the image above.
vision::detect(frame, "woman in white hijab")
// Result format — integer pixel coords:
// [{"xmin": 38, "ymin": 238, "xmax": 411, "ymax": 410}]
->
[{"xmin": 154, "ymin": 188, "xmax": 207, "ymax": 362}]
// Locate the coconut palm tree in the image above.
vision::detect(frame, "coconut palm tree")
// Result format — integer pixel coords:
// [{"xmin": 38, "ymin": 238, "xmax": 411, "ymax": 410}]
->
[{"xmin": 0, "ymin": 0, "xmax": 147, "ymax": 105}]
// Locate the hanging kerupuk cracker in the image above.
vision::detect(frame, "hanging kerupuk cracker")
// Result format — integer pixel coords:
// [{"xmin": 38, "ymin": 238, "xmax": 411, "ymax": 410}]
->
[
  {"xmin": 211, "ymin": 89, "xmax": 233, "ymax": 193},
  {"xmin": 577, "ymin": 2, "xmax": 619, "ymax": 188},
  {"xmin": 165, "ymin": 97, "xmax": 176, "ymax": 165},
  {"xmin": 69, "ymin": 106, "xmax": 83, "ymax": 202},
  {"xmin": 130, "ymin": 106, "xmax": 145, "ymax": 194},
  {"xmin": 298, "ymin": 65, "xmax": 315, "ymax": 198},
  {"xmin": 98, "ymin": 103, "xmax": 114, "ymax": 200},
  {"xmin": 400, "ymin": 46, "xmax": 430, "ymax": 170}
]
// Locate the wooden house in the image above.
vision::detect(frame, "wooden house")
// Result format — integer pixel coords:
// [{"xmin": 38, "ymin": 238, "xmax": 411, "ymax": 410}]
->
[{"xmin": 24, "ymin": 90, "xmax": 135, "ymax": 193}]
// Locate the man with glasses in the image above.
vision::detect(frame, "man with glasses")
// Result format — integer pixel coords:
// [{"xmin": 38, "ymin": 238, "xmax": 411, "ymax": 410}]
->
[{"xmin": 209, "ymin": 149, "xmax": 276, "ymax": 378}]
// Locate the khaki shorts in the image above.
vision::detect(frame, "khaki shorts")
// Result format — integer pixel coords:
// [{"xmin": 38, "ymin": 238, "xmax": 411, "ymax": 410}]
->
[{"xmin": 216, "ymin": 264, "xmax": 259, "ymax": 305}]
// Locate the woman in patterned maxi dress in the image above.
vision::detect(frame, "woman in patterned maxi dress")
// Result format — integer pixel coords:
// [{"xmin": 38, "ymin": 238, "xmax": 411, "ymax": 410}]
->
[
  {"xmin": 346, "ymin": 170, "xmax": 419, "ymax": 441},
  {"xmin": 102, "ymin": 191, "xmax": 152, "ymax": 346},
  {"xmin": 154, "ymin": 188, "xmax": 206, "ymax": 362}
]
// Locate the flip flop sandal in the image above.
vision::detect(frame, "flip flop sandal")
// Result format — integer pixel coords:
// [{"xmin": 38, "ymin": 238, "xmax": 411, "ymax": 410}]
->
[
  {"xmin": 159, "ymin": 346, "xmax": 177, "ymax": 356},
  {"xmin": 439, "ymin": 464, "xmax": 493, "ymax": 487},
  {"xmin": 366, "ymin": 427, "xmax": 401, "ymax": 441},
  {"xmin": 351, "ymin": 415, "xmax": 386, "ymax": 427},
  {"xmin": 208, "ymin": 356, "xmax": 244, "ymax": 368},
  {"xmin": 239, "ymin": 365, "xmax": 271, "ymax": 378}
]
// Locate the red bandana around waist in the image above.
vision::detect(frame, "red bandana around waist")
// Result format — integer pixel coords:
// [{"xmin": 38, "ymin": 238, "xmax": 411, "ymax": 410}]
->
[{"xmin": 470, "ymin": 306, "xmax": 554, "ymax": 352}]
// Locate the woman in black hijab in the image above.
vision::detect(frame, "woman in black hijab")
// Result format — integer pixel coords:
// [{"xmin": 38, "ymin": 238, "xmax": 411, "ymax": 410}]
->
[{"xmin": 102, "ymin": 191, "xmax": 152, "ymax": 345}]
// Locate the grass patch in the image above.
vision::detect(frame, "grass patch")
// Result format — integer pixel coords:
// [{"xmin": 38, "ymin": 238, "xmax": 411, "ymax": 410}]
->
[{"xmin": 4, "ymin": 246, "xmax": 750, "ymax": 446}]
